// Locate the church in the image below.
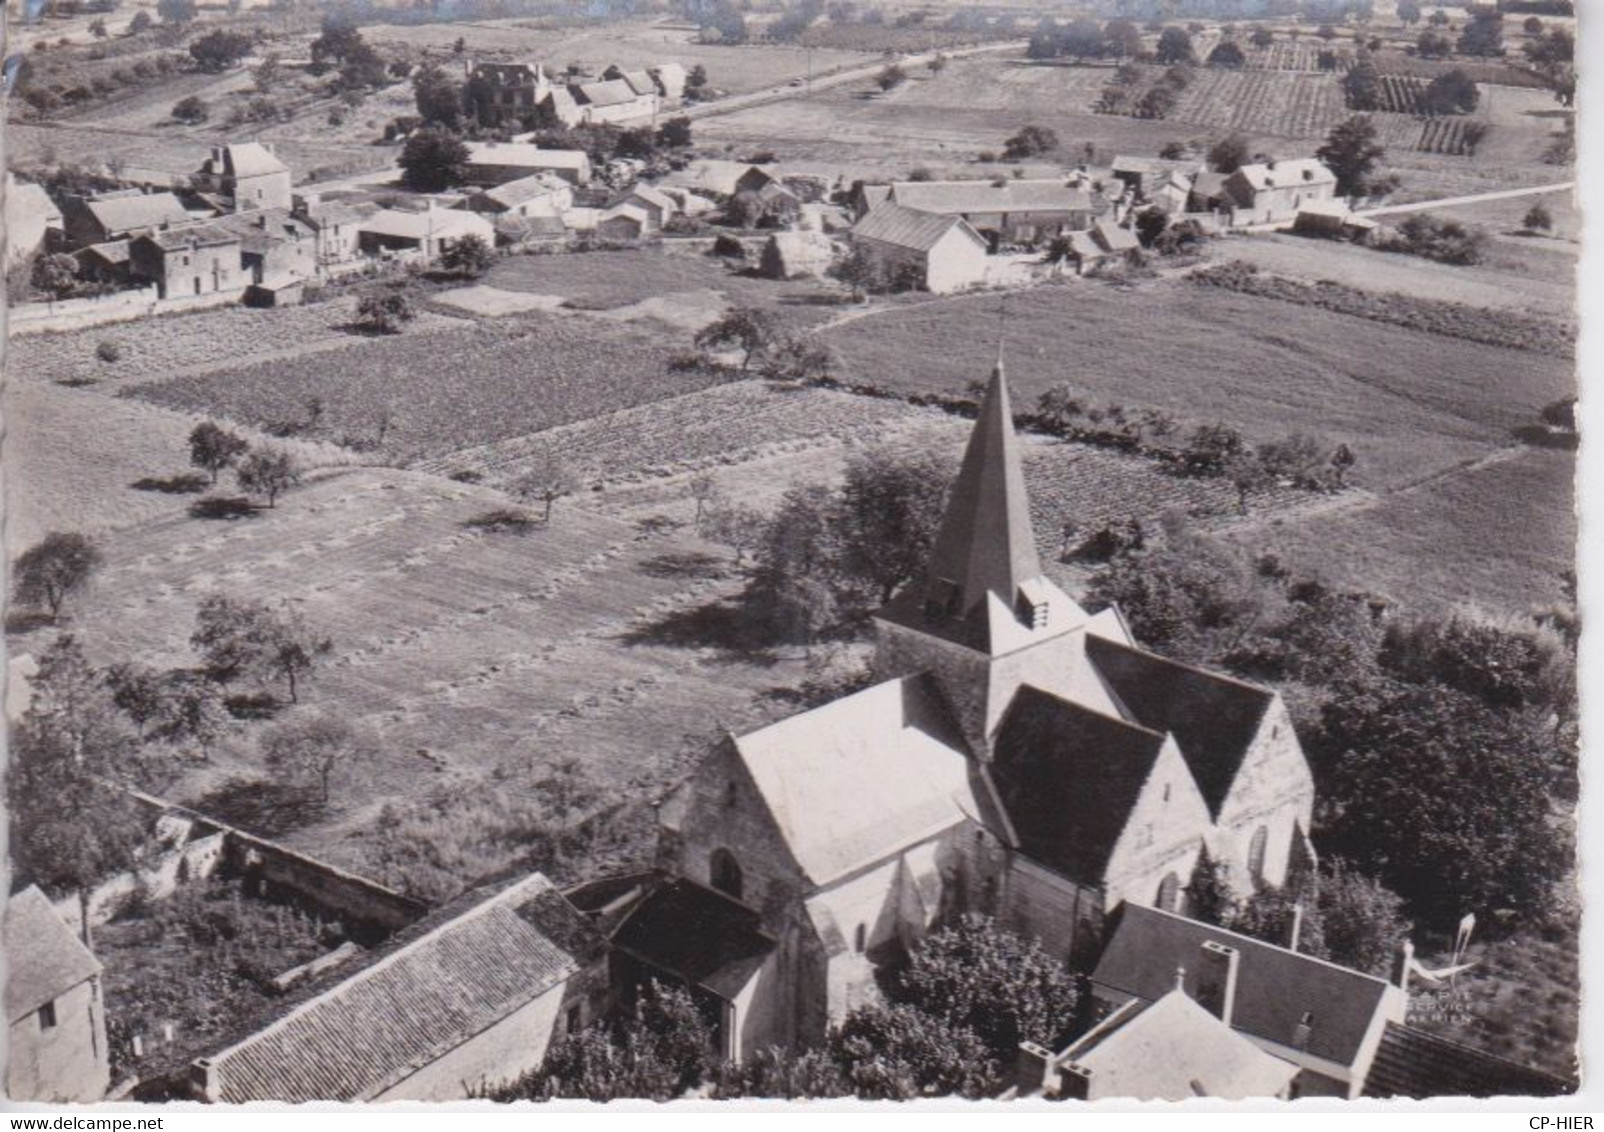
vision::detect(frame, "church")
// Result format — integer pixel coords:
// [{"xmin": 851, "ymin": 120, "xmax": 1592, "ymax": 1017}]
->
[{"xmin": 618, "ymin": 360, "xmax": 1319, "ymax": 1060}]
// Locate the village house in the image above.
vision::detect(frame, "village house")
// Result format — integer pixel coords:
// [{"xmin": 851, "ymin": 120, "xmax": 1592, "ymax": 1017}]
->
[
  {"xmin": 463, "ymin": 173, "xmax": 574, "ymax": 220},
  {"xmin": 849, "ymin": 203, "xmax": 989, "ymax": 294},
  {"xmin": 193, "ymin": 143, "xmax": 294, "ymax": 213},
  {"xmin": 128, "ymin": 223, "xmax": 243, "ymax": 298},
  {"xmin": 5, "ymin": 173, "xmax": 63, "ymax": 266},
  {"xmin": 878, "ymin": 179, "xmax": 1106, "ymax": 249},
  {"xmin": 1223, "ymin": 159, "xmax": 1339, "ymax": 225},
  {"xmin": 595, "ymin": 202, "xmax": 653, "ymax": 241},
  {"xmin": 211, "ymin": 208, "xmax": 318, "ymax": 288},
  {"xmin": 60, "ymin": 189, "xmax": 195, "ymax": 248},
  {"xmin": 470, "ymin": 60, "xmax": 557, "ymax": 127},
  {"xmin": 468, "ymin": 59, "xmax": 677, "ymax": 129},
  {"xmin": 189, "ymin": 874, "xmax": 606, "ymax": 1103},
  {"xmin": 466, "ymin": 142, "xmax": 593, "ymax": 188},
  {"xmin": 290, "ymin": 194, "xmax": 375, "ymax": 267},
  {"xmin": 1057, "ymin": 218, "xmax": 1141, "ymax": 275},
  {"xmin": 6, "ymin": 886, "xmax": 110, "ymax": 1103},
  {"xmin": 624, "ymin": 363, "xmax": 1317, "ymax": 1059},
  {"xmin": 1111, "ymin": 155, "xmax": 1206, "ymax": 199},
  {"xmin": 358, "ymin": 205, "xmax": 495, "ymax": 259}
]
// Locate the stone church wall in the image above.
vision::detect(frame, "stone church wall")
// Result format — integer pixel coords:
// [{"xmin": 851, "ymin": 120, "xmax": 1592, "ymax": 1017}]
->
[
  {"xmin": 1000, "ymin": 855, "xmax": 1105, "ymax": 970},
  {"xmin": 1102, "ymin": 739, "xmax": 1214, "ymax": 913},
  {"xmin": 1213, "ymin": 696, "xmax": 1316, "ymax": 894}
]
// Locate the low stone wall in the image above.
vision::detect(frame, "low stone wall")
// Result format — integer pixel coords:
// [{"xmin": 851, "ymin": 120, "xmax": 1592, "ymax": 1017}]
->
[{"xmin": 8, "ymin": 286, "xmax": 247, "ymax": 336}]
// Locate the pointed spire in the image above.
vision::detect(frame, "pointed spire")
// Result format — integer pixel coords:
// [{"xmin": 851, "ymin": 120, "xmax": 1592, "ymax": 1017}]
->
[{"xmin": 922, "ymin": 357, "xmax": 1041, "ymax": 619}]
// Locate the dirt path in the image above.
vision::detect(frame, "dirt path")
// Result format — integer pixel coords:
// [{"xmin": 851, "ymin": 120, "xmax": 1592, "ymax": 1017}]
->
[{"xmin": 1357, "ymin": 181, "xmax": 1575, "ymax": 219}]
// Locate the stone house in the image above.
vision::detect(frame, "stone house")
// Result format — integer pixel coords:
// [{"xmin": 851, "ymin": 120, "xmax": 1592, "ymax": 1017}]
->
[
  {"xmin": 357, "ymin": 205, "xmax": 495, "ymax": 258},
  {"xmin": 885, "ymin": 179, "xmax": 1105, "ymax": 248},
  {"xmin": 6, "ymin": 174, "xmax": 63, "ymax": 266},
  {"xmin": 609, "ymin": 185, "xmax": 679, "ymax": 232},
  {"xmin": 463, "ymin": 173, "xmax": 574, "ymax": 220},
  {"xmin": 1223, "ymin": 159, "xmax": 1338, "ymax": 225},
  {"xmin": 850, "ymin": 203, "xmax": 989, "ymax": 294},
  {"xmin": 466, "ymin": 142, "xmax": 593, "ymax": 188},
  {"xmin": 629, "ymin": 363, "xmax": 1318, "ymax": 1059},
  {"xmin": 60, "ymin": 189, "xmax": 193, "ymax": 248},
  {"xmin": 194, "ymin": 143, "xmax": 293, "ymax": 213},
  {"xmin": 595, "ymin": 203, "xmax": 651, "ymax": 241},
  {"xmin": 128, "ymin": 223, "xmax": 243, "ymax": 298},
  {"xmin": 290, "ymin": 195, "xmax": 375, "ymax": 267},
  {"xmin": 470, "ymin": 61, "xmax": 556, "ymax": 127},
  {"xmin": 5, "ymin": 886, "xmax": 110, "ymax": 1103},
  {"xmin": 211, "ymin": 208, "xmax": 318, "ymax": 285}
]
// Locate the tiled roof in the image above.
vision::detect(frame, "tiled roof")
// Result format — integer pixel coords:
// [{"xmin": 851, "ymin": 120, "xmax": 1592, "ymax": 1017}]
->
[
  {"xmin": 4, "ymin": 886, "xmax": 101, "ymax": 1024},
  {"xmin": 138, "ymin": 222, "xmax": 241, "ymax": 251},
  {"xmin": 494, "ymin": 214, "xmax": 568, "ymax": 239},
  {"xmin": 992, "ymin": 688, "xmax": 1167, "ymax": 882},
  {"xmin": 1094, "ymin": 904, "xmax": 1400, "ymax": 1068},
  {"xmin": 574, "ymin": 79, "xmax": 639, "ymax": 108},
  {"xmin": 852, "ymin": 202, "xmax": 978, "ymax": 254},
  {"xmin": 84, "ymin": 191, "xmax": 191, "ymax": 235},
  {"xmin": 481, "ymin": 173, "xmax": 568, "ymax": 209},
  {"xmin": 1363, "ymin": 1022, "xmax": 1573, "ymax": 1098},
  {"xmin": 611, "ymin": 878, "xmax": 774, "ymax": 990},
  {"xmin": 621, "ymin": 185, "xmax": 678, "ymax": 214},
  {"xmin": 1086, "ymin": 635, "xmax": 1273, "ymax": 819},
  {"xmin": 1232, "ymin": 159, "xmax": 1336, "ymax": 191},
  {"xmin": 616, "ymin": 69, "xmax": 656, "ymax": 96},
  {"xmin": 210, "ymin": 209, "xmax": 315, "ymax": 253},
  {"xmin": 1093, "ymin": 219, "xmax": 1140, "ymax": 253},
  {"xmin": 890, "ymin": 179, "xmax": 1094, "ymax": 216},
  {"xmin": 216, "ymin": 143, "xmax": 289, "ymax": 179},
  {"xmin": 202, "ymin": 873, "xmax": 598, "ymax": 1102},
  {"xmin": 299, "ymin": 200, "xmax": 376, "ymax": 228},
  {"xmin": 78, "ymin": 239, "xmax": 131, "ymax": 266},
  {"xmin": 467, "ymin": 143, "xmax": 591, "ymax": 171},
  {"xmin": 360, "ymin": 208, "xmax": 493, "ymax": 242},
  {"xmin": 732, "ymin": 674, "xmax": 987, "ymax": 884}
]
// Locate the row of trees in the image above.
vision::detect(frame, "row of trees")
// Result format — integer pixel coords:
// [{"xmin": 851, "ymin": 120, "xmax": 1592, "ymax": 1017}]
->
[{"xmin": 190, "ymin": 421, "xmax": 303, "ymax": 507}]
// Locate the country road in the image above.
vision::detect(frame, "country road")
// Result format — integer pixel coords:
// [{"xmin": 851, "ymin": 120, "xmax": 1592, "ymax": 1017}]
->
[{"xmin": 1355, "ymin": 181, "xmax": 1575, "ymax": 218}]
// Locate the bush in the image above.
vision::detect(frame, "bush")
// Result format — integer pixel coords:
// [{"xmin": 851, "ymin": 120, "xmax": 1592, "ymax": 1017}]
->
[
  {"xmin": 95, "ymin": 339, "xmax": 121, "ymax": 363},
  {"xmin": 1382, "ymin": 213, "xmax": 1489, "ymax": 265},
  {"xmin": 171, "ymin": 94, "xmax": 209, "ymax": 124}
]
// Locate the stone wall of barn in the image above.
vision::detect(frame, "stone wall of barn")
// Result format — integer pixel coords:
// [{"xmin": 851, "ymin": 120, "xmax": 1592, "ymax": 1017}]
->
[{"xmin": 6, "ymin": 976, "xmax": 109, "ymax": 1103}]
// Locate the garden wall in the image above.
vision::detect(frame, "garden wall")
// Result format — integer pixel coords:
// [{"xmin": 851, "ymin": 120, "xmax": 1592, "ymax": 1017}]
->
[{"xmin": 8, "ymin": 285, "xmax": 247, "ymax": 336}]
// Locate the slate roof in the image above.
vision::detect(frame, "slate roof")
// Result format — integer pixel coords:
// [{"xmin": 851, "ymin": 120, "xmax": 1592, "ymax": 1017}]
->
[
  {"xmin": 1189, "ymin": 171, "xmax": 1231, "ymax": 202},
  {"xmin": 1232, "ymin": 159, "xmax": 1336, "ymax": 192},
  {"xmin": 1061, "ymin": 990, "xmax": 1299, "ymax": 1100},
  {"xmin": 1094, "ymin": 904, "xmax": 1399, "ymax": 1068},
  {"xmin": 201, "ymin": 873, "xmax": 598, "ymax": 1103},
  {"xmin": 610, "ymin": 878, "xmax": 774, "ymax": 991},
  {"xmin": 732, "ymin": 674, "xmax": 988, "ymax": 884},
  {"xmin": 494, "ymin": 214, "xmax": 569, "ymax": 240},
  {"xmin": 4, "ymin": 886, "xmax": 102, "ymax": 1024},
  {"xmin": 138, "ymin": 222, "xmax": 241, "ymax": 252},
  {"xmin": 206, "ymin": 143, "xmax": 289, "ymax": 179},
  {"xmin": 853, "ymin": 201, "xmax": 979, "ymax": 254},
  {"xmin": 1363, "ymin": 1022, "xmax": 1572, "ymax": 1098},
  {"xmin": 1086, "ymin": 635, "xmax": 1273, "ymax": 819},
  {"xmin": 210, "ymin": 209, "xmax": 315, "ymax": 254},
  {"xmin": 297, "ymin": 199, "xmax": 376, "ymax": 228},
  {"xmin": 574, "ymin": 79, "xmax": 640, "ymax": 108},
  {"xmin": 84, "ymin": 191, "xmax": 191, "ymax": 235},
  {"xmin": 992, "ymin": 688, "xmax": 1167, "ymax": 883},
  {"xmin": 616, "ymin": 69, "xmax": 656, "ymax": 96},
  {"xmin": 79, "ymin": 239, "xmax": 131, "ymax": 266},
  {"xmin": 890, "ymin": 179, "xmax": 1094, "ymax": 216}
]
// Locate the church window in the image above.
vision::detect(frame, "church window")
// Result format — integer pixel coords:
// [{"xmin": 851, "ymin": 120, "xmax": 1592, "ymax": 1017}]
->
[
  {"xmin": 725, "ymin": 780, "xmax": 738, "ymax": 808},
  {"xmin": 1156, "ymin": 872, "xmax": 1180, "ymax": 912},
  {"xmin": 1248, "ymin": 826, "xmax": 1269, "ymax": 881},
  {"xmin": 854, "ymin": 924, "xmax": 867, "ymax": 953},
  {"xmin": 710, "ymin": 848, "xmax": 743, "ymax": 900},
  {"xmin": 38, "ymin": 1000, "xmax": 56, "ymax": 1031},
  {"xmin": 1162, "ymin": 783, "xmax": 1171, "ymax": 803}
]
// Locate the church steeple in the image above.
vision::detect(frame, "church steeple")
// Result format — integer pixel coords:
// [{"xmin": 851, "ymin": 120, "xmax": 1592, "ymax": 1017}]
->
[{"xmin": 922, "ymin": 356, "xmax": 1042, "ymax": 622}]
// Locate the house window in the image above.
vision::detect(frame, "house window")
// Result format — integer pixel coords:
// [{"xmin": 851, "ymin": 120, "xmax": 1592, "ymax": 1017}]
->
[
  {"xmin": 38, "ymin": 1000, "xmax": 57, "ymax": 1031},
  {"xmin": 1156, "ymin": 872, "xmax": 1180, "ymax": 912},
  {"xmin": 1248, "ymin": 826, "xmax": 1269, "ymax": 881},
  {"xmin": 1162, "ymin": 783, "xmax": 1171, "ymax": 803},
  {"xmin": 710, "ymin": 848, "xmax": 743, "ymax": 900},
  {"xmin": 854, "ymin": 924, "xmax": 867, "ymax": 954}
]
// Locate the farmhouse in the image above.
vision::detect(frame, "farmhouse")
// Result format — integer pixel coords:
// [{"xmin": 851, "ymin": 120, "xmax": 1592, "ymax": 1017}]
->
[
  {"xmin": 470, "ymin": 60, "xmax": 557, "ymax": 127},
  {"xmin": 882, "ymin": 179, "xmax": 1104, "ymax": 249},
  {"xmin": 61, "ymin": 189, "xmax": 194, "ymax": 248},
  {"xmin": 189, "ymin": 873, "xmax": 605, "ymax": 1103},
  {"xmin": 6, "ymin": 886, "xmax": 110, "ymax": 1103},
  {"xmin": 467, "ymin": 142, "xmax": 593, "ymax": 188},
  {"xmin": 596, "ymin": 203, "xmax": 652, "ymax": 241},
  {"xmin": 463, "ymin": 173, "xmax": 574, "ymax": 219},
  {"xmin": 358, "ymin": 205, "xmax": 495, "ymax": 258},
  {"xmin": 211, "ymin": 209, "xmax": 318, "ymax": 286},
  {"xmin": 1058, "ymin": 218, "xmax": 1141, "ymax": 275},
  {"xmin": 664, "ymin": 160, "xmax": 777, "ymax": 198},
  {"xmin": 1111, "ymin": 155, "xmax": 1205, "ymax": 198},
  {"xmin": 627, "ymin": 362, "xmax": 1317, "ymax": 1058},
  {"xmin": 469, "ymin": 58, "xmax": 677, "ymax": 128},
  {"xmin": 850, "ymin": 203, "xmax": 989, "ymax": 294},
  {"xmin": 128, "ymin": 223, "xmax": 243, "ymax": 298},
  {"xmin": 1224, "ymin": 159, "xmax": 1338, "ymax": 225},
  {"xmin": 290, "ymin": 194, "xmax": 375, "ymax": 267},
  {"xmin": 5, "ymin": 174, "xmax": 62, "ymax": 266},
  {"xmin": 193, "ymin": 143, "xmax": 293, "ymax": 213}
]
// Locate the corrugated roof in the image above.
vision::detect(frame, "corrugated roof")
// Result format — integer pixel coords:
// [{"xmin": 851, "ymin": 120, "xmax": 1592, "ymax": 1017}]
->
[
  {"xmin": 1362, "ymin": 1022, "xmax": 1572, "ymax": 1098},
  {"xmin": 85, "ymin": 191, "xmax": 191, "ymax": 235},
  {"xmin": 204, "ymin": 873, "xmax": 596, "ymax": 1102},
  {"xmin": 992, "ymin": 688, "xmax": 1168, "ymax": 882},
  {"xmin": 4, "ymin": 886, "xmax": 101, "ymax": 1024},
  {"xmin": 1094, "ymin": 903, "xmax": 1399, "ymax": 1068},
  {"xmin": 1086, "ymin": 636, "xmax": 1273, "ymax": 819},
  {"xmin": 1063, "ymin": 990, "xmax": 1299, "ymax": 1100},
  {"xmin": 890, "ymin": 179, "xmax": 1094, "ymax": 216},
  {"xmin": 852, "ymin": 201, "xmax": 976, "ymax": 254},
  {"xmin": 733, "ymin": 674, "xmax": 985, "ymax": 884}
]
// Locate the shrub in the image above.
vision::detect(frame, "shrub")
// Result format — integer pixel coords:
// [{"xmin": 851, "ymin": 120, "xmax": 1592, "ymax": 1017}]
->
[{"xmin": 95, "ymin": 340, "xmax": 121, "ymax": 363}]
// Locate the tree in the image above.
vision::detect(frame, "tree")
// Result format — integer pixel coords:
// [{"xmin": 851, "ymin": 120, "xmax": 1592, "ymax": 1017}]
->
[
  {"xmin": 1457, "ymin": 6, "xmax": 1503, "ymax": 57},
  {"xmin": 262, "ymin": 605, "xmax": 332, "ymax": 704},
  {"xmin": 440, "ymin": 233, "xmax": 492, "ymax": 277},
  {"xmin": 1155, "ymin": 26, "xmax": 1194, "ymax": 64},
  {"xmin": 1524, "ymin": 27, "xmax": 1573, "ymax": 67},
  {"xmin": 685, "ymin": 63, "xmax": 709, "ymax": 94},
  {"xmin": 156, "ymin": 0, "xmax": 195, "ymax": 22},
  {"xmin": 411, "ymin": 63, "xmax": 463, "ymax": 129},
  {"xmin": 191, "ymin": 595, "xmax": 278, "ymax": 684},
  {"xmin": 1183, "ymin": 849, "xmax": 1238, "ymax": 925},
  {"xmin": 1058, "ymin": 18, "xmax": 1104, "ymax": 60},
  {"xmin": 829, "ymin": 1004, "xmax": 994, "ymax": 1099},
  {"xmin": 1419, "ymin": 69, "xmax": 1480, "ymax": 114},
  {"xmin": 1133, "ymin": 206, "xmax": 1169, "ymax": 248},
  {"xmin": 657, "ymin": 115, "xmax": 693, "ymax": 148},
  {"xmin": 149, "ymin": 669, "xmax": 229, "ymax": 755},
  {"xmin": 1416, "ymin": 29, "xmax": 1453, "ymax": 57},
  {"xmin": 13, "ymin": 532, "xmax": 102, "ymax": 621},
  {"xmin": 1234, "ymin": 884, "xmax": 1329, "ymax": 958},
  {"xmin": 356, "ymin": 291, "xmax": 415, "ymax": 335},
  {"xmin": 1523, "ymin": 202, "xmax": 1554, "ymax": 233},
  {"xmin": 695, "ymin": 306, "xmax": 780, "ymax": 373},
  {"xmin": 1342, "ymin": 53, "xmax": 1382, "ymax": 110},
  {"xmin": 399, "ymin": 127, "xmax": 470, "ymax": 192},
  {"xmin": 129, "ymin": 8, "xmax": 152, "ymax": 32},
  {"xmin": 172, "ymin": 94, "xmax": 210, "ymax": 123},
  {"xmin": 1137, "ymin": 84, "xmax": 1178, "ymax": 119},
  {"xmin": 1207, "ymin": 40, "xmax": 1245, "ymax": 67},
  {"xmin": 703, "ymin": 499, "xmax": 768, "ymax": 567},
  {"xmin": 1396, "ymin": 0, "xmax": 1421, "ymax": 25},
  {"xmin": 876, "ymin": 63, "xmax": 906, "ymax": 92},
  {"xmin": 513, "ymin": 448, "xmax": 579, "ymax": 521},
  {"xmin": 688, "ymin": 470, "xmax": 720, "ymax": 527},
  {"xmin": 190, "ymin": 420, "xmax": 249, "ymax": 485},
  {"xmin": 714, "ymin": 1047, "xmax": 848, "ymax": 1098},
  {"xmin": 189, "ymin": 29, "xmax": 254, "ymax": 71},
  {"xmin": 90, "ymin": 16, "xmax": 108, "ymax": 37},
  {"xmin": 1316, "ymin": 857, "xmax": 1411, "ymax": 977},
  {"xmin": 261, "ymin": 712, "xmax": 358, "ymax": 803},
  {"xmin": 1207, "ymin": 132, "xmax": 1250, "ymax": 174},
  {"xmin": 253, "ymin": 51, "xmax": 282, "ymax": 92},
  {"xmin": 895, "ymin": 914, "xmax": 1078, "ymax": 1066},
  {"xmin": 236, "ymin": 446, "xmax": 301, "ymax": 508},
  {"xmin": 1523, "ymin": 16, "xmax": 1543, "ymax": 35},
  {"xmin": 838, "ymin": 448, "xmax": 952, "ymax": 603},
  {"xmin": 1317, "ymin": 114, "xmax": 1388, "ymax": 198},
  {"xmin": 311, "ymin": 14, "xmax": 365, "ymax": 67},
  {"xmin": 1428, "ymin": 7, "xmax": 1450, "ymax": 26},
  {"xmin": 1003, "ymin": 124, "xmax": 1058, "ymax": 160},
  {"xmin": 1250, "ymin": 26, "xmax": 1274, "ymax": 48}
]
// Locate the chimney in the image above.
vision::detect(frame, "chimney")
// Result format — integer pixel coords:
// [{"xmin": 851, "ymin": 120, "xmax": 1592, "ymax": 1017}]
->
[
  {"xmin": 1015, "ymin": 1041, "xmax": 1058, "ymax": 1097},
  {"xmin": 1196, "ymin": 941, "xmax": 1241, "ymax": 1028},
  {"xmin": 1392, "ymin": 939, "xmax": 1415, "ymax": 994},
  {"xmin": 1288, "ymin": 902, "xmax": 1304, "ymax": 953},
  {"xmin": 190, "ymin": 1058, "xmax": 222, "ymax": 1102},
  {"xmin": 1173, "ymin": 964, "xmax": 1187, "ymax": 992},
  {"xmin": 1058, "ymin": 1062, "xmax": 1093, "ymax": 1101}
]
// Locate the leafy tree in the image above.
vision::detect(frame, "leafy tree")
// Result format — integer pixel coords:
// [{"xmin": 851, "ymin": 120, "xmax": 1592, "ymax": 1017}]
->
[
  {"xmin": 1159, "ymin": 140, "xmax": 1188, "ymax": 159},
  {"xmin": 513, "ymin": 448, "xmax": 579, "ymax": 521},
  {"xmin": 1420, "ymin": 69, "xmax": 1480, "ymax": 114},
  {"xmin": 1416, "ymin": 29, "xmax": 1453, "ymax": 57},
  {"xmin": 695, "ymin": 306, "xmax": 780, "ymax": 373},
  {"xmin": 90, "ymin": 16, "xmax": 108, "ymax": 37},
  {"xmin": 1387, "ymin": 212, "xmax": 1487, "ymax": 265},
  {"xmin": 895, "ymin": 914, "xmax": 1078, "ymax": 1065},
  {"xmin": 190, "ymin": 420, "xmax": 249, "ymax": 485},
  {"xmin": 1524, "ymin": 27, "xmax": 1573, "ymax": 67},
  {"xmin": 399, "ymin": 126, "xmax": 470, "ymax": 192},
  {"xmin": 261, "ymin": 712, "xmax": 359, "ymax": 803},
  {"xmin": 1205, "ymin": 133, "xmax": 1248, "ymax": 175},
  {"xmin": 1058, "ymin": 18, "xmax": 1104, "ymax": 60},
  {"xmin": 263, "ymin": 605, "xmax": 332, "ymax": 704},
  {"xmin": 1316, "ymin": 857, "xmax": 1412, "ymax": 977},
  {"xmin": 1317, "ymin": 114, "xmax": 1388, "ymax": 197},
  {"xmin": 1523, "ymin": 16, "xmax": 1543, "ymax": 35},
  {"xmin": 150, "ymin": 669, "xmax": 229, "ymax": 755},
  {"xmin": 1233, "ymin": 883, "xmax": 1329, "ymax": 958},
  {"xmin": 750, "ymin": 485, "xmax": 849, "ymax": 640},
  {"xmin": 1003, "ymin": 124, "xmax": 1058, "ymax": 160},
  {"xmin": 1250, "ymin": 26, "xmax": 1274, "ymax": 47},
  {"xmin": 31, "ymin": 252, "xmax": 83, "ymax": 299},
  {"xmin": 829, "ymin": 1003, "xmax": 994, "ymax": 1099},
  {"xmin": 1155, "ymin": 26, "xmax": 1194, "ymax": 64},
  {"xmin": 253, "ymin": 51, "xmax": 282, "ymax": 92},
  {"xmin": 713, "ymin": 1046, "xmax": 849, "ymax": 1098},
  {"xmin": 1456, "ymin": 6, "xmax": 1503, "ymax": 57},
  {"xmin": 1207, "ymin": 40, "xmax": 1246, "ymax": 67},
  {"xmin": 355, "ymin": 291, "xmax": 415, "ymax": 334},
  {"xmin": 129, "ymin": 8, "xmax": 152, "ymax": 32},
  {"xmin": 1103, "ymin": 18, "xmax": 1143, "ymax": 59},
  {"xmin": 685, "ymin": 63, "xmax": 709, "ymax": 92},
  {"xmin": 876, "ymin": 63, "xmax": 906, "ymax": 91},
  {"xmin": 236, "ymin": 446, "xmax": 301, "ymax": 508},
  {"xmin": 13, "ymin": 532, "xmax": 103, "ymax": 621},
  {"xmin": 702, "ymin": 499, "xmax": 768, "ymax": 567},
  {"xmin": 440, "ymin": 233, "xmax": 493, "ymax": 277},
  {"xmin": 657, "ymin": 115, "xmax": 693, "ymax": 148},
  {"xmin": 156, "ymin": 0, "xmax": 195, "ymax": 23},
  {"xmin": 1396, "ymin": 0, "xmax": 1421, "ymax": 24},
  {"xmin": 411, "ymin": 63, "xmax": 463, "ymax": 129},
  {"xmin": 1342, "ymin": 53, "xmax": 1382, "ymax": 110},
  {"xmin": 1137, "ymin": 84, "xmax": 1178, "ymax": 119},
  {"xmin": 1181, "ymin": 421, "xmax": 1245, "ymax": 475},
  {"xmin": 106, "ymin": 663, "xmax": 167, "ymax": 738},
  {"xmin": 1428, "ymin": 7, "xmax": 1450, "ymax": 26},
  {"xmin": 838, "ymin": 448, "xmax": 952, "ymax": 603},
  {"xmin": 1378, "ymin": 612, "xmax": 1573, "ymax": 717},
  {"xmin": 1183, "ymin": 849, "xmax": 1238, "ymax": 925},
  {"xmin": 310, "ymin": 14, "xmax": 365, "ymax": 67},
  {"xmin": 189, "ymin": 29, "xmax": 254, "ymax": 71}
]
